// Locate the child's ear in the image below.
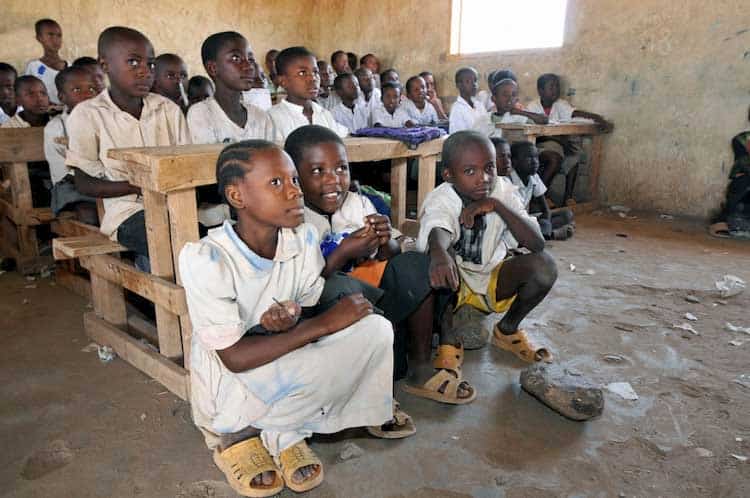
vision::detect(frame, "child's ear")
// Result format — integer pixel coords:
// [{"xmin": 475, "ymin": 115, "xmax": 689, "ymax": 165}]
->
[
  {"xmin": 224, "ymin": 182, "xmax": 244, "ymax": 210},
  {"xmin": 205, "ymin": 61, "xmax": 218, "ymax": 80},
  {"xmin": 442, "ymin": 166, "xmax": 453, "ymax": 183},
  {"xmin": 99, "ymin": 58, "xmax": 109, "ymax": 75}
]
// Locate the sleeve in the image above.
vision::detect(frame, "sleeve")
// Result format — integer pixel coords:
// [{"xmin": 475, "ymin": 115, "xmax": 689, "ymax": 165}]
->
[
  {"xmin": 64, "ymin": 105, "xmax": 105, "ymax": 178},
  {"xmin": 502, "ymin": 184, "xmax": 543, "ymax": 238},
  {"xmin": 532, "ymin": 175, "xmax": 547, "ymax": 197},
  {"xmin": 557, "ymin": 100, "xmax": 575, "ymax": 122},
  {"xmin": 186, "ymin": 104, "xmax": 215, "ymax": 144},
  {"xmin": 371, "ymin": 107, "xmax": 384, "ymax": 126},
  {"xmin": 43, "ymin": 119, "xmax": 67, "ymax": 184},
  {"xmin": 296, "ymin": 224, "xmax": 326, "ymax": 307},
  {"xmin": 416, "ymin": 187, "xmax": 461, "ymax": 252},
  {"xmin": 24, "ymin": 61, "xmax": 35, "ymax": 76},
  {"xmin": 525, "ymin": 100, "xmax": 543, "ymax": 114},
  {"xmin": 449, "ymin": 103, "xmax": 470, "ymax": 133},
  {"xmin": 324, "ymin": 108, "xmax": 350, "ymax": 137},
  {"xmin": 428, "ymin": 103, "xmax": 439, "ymax": 124},
  {"xmin": 471, "ymin": 111, "xmax": 493, "ymax": 137},
  {"xmin": 178, "ymin": 241, "xmax": 245, "ymax": 350},
  {"xmin": 260, "ymin": 111, "xmax": 275, "ymax": 141}
]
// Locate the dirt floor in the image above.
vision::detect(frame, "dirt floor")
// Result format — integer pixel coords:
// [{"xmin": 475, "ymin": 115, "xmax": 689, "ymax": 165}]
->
[{"xmin": 2, "ymin": 211, "xmax": 750, "ymax": 498}]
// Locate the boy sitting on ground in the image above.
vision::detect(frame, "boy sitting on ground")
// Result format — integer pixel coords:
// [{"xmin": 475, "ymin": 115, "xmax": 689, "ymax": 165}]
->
[
  {"xmin": 331, "ymin": 73, "xmax": 369, "ymax": 133},
  {"xmin": 449, "ymin": 67, "xmax": 486, "ymax": 134},
  {"xmin": 187, "ymin": 75, "xmax": 214, "ymax": 108},
  {"xmin": 371, "ymin": 82, "xmax": 413, "ymax": 127},
  {"xmin": 418, "ymin": 130, "xmax": 558, "ymax": 364},
  {"xmin": 0, "ymin": 63, "xmax": 19, "ymax": 125},
  {"xmin": 403, "ymin": 75, "xmax": 438, "ymax": 126},
  {"xmin": 25, "ymin": 18, "xmax": 67, "ymax": 108},
  {"xmin": 152, "ymin": 53, "xmax": 188, "ymax": 112}
]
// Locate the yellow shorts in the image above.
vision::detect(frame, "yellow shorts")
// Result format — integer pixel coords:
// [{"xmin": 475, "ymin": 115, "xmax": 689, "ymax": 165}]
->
[{"xmin": 455, "ymin": 263, "xmax": 516, "ymax": 313}]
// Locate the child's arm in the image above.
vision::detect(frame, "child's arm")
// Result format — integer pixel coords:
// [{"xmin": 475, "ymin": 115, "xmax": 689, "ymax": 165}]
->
[
  {"xmin": 217, "ymin": 293, "xmax": 373, "ymax": 373},
  {"xmin": 321, "ymin": 226, "xmax": 380, "ymax": 277},
  {"xmin": 427, "ymin": 227, "xmax": 460, "ymax": 291},
  {"xmin": 365, "ymin": 214, "xmax": 401, "ymax": 260},
  {"xmin": 510, "ymin": 107, "xmax": 549, "ymax": 125},
  {"xmin": 572, "ymin": 109, "xmax": 613, "ymax": 132},
  {"xmin": 73, "ymin": 168, "xmax": 141, "ymax": 198},
  {"xmin": 531, "ymin": 194, "xmax": 552, "ymax": 238},
  {"xmin": 460, "ymin": 198, "xmax": 545, "ymax": 253}
]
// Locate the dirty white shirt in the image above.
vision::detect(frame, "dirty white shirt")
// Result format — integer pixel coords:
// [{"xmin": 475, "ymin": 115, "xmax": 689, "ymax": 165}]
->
[
  {"xmin": 187, "ymin": 97, "xmax": 273, "ymax": 144},
  {"xmin": 0, "ymin": 113, "xmax": 31, "ymax": 128},
  {"xmin": 304, "ymin": 191, "xmax": 401, "ymax": 243},
  {"xmin": 371, "ymin": 104, "xmax": 411, "ymax": 128},
  {"xmin": 331, "ymin": 101, "xmax": 370, "ymax": 133},
  {"xmin": 317, "ymin": 92, "xmax": 340, "ymax": 111},
  {"xmin": 241, "ymin": 88, "xmax": 273, "ymax": 111},
  {"xmin": 268, "ymin": 98, "xmax": 348, "ymax": 141},
  {"xmin": 66, "ymin": 90, "xmax": 190, "ymax": 240},
  {"xmin": 449, "ymin": 96, "xmax": 488, "ymax": 134},
  {"xmin": 402, "ymin": 98, "xmax": 439, "ymax": 126},
  {"xmin": 356, "ymin": 87, "xmax": 382, "ymax": 114},
  {"xmin": 25, "ymin": 59, "xmax": 68, "ymax": 104},
  {"xmin": 525, "ymin": 98, "xmax": 575, "ymax": 123},
  {"xmin": 43, "ymin": 111, "xmax": 70, "ymax": 184},
  {"xmin": 0, "ymin": 106, "xmax": 22, "ymax": 126},
  {"xmin": 417, "ymin": 180, "xmax": 540, "ymax": 294},
  {"xmin": 509, "ymin": 170, "xmax": 547, "ymax": 209}
]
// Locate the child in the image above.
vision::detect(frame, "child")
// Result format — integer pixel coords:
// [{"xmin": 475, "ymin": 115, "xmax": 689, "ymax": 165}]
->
[
  {"xmin": 0, "ymin": 63, "xmax": 19, "ymax": 125},
  {"xmin": 268, "ymin": 46, "xmax": 348, "ymax": 141},
  {"xmin": 403, "ymin": 76, "xmax": 438, "ymax": 126},
  {"xmin": 380, "ymin": 68, "xmax": 400, "ymax": 86},
  {"xmin": 187, "ymin": 75, "xmax": 214, "ymax": 107},
  {"xmin": 331, "ymin": 73, "xmax": 369, "ymax": 133},
  {"xmin": 476, "ymin": 70, "xmax": 497, "ymax": 112},
  {"xmin": 371, "ymin": 82, "xmax": 412, "ymax": 127},
  {"xmin": 241, "ymin": 60, "xmax": 273, "ymax": 111},
  {"xmin": 509, "ymin": 141, "xmax": 575, "ymax": 240},
  {"xmin": 2, "ymin": 75, "xmax": 49, "ymax": 128},
  {"xmin": 448, "ymin": 67, "xmax": 486, "ymax": 134},
  {"xmin": 188, "ymin": 32, "xmax": 273, "ymax": 145},
  {"xmin": 152, "ymin": 53, "xmax": 188, "ymax": 111},
  {"xmin": 490, "ymin": 136, "xmax": 512, "ymax": 178},
  {"xmin": 263, "ymin": 48, "xmax": 279, "ymax": 92},
  {"xmin": 418, "ymin": 131, "xmax": 557, "ymax": 364},
  {"xmin": 286, "ymin": 125, "xmax": 475, "ymax": 405},
  {"xmin": 354, "ymin": 66, "xmax": 381, "ymax": 113},
  {"xmin": 347, "ymin": 52, "xmax": 358, "ymax": 72},
  {"xmin": 45, "ymin": 66, "xmax": 98, "ymax": 224},
  {"xmin": 315, "ymin": 60, "xmax": 338, "ymax": 110},
  {"xmin": 330, "ymin": 50, "xmax": 350, "ymax": 75},
  {"xmin": 66, "ymin": 26, "xmax": 189, "ymax": 267},
  {"xmin": 25, "ymin": 19, "xmax": 68, "ymax": 107},
  {"xmin": 419, "ymin": 71, "xmax": 448, "ymax": 121},
  {"xmin": 179, "ymin": 139, "xmax": 406, "ymax": 496},
  {"xmin": 474, "ymin": 79, "xmax": 548, "ymax": 137},
  {"xmin": 360, "ymin": 53, "xmax": 381, "ymax": 87},
  {"xmin": 72, "ymin": 56, "xmax": 106, "ymax": 94}
]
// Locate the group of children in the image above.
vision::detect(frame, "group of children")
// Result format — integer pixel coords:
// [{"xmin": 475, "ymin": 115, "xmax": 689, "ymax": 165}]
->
[{"xmin": 0, "ymin": 20, "xmax": 609, "ymax": 496}]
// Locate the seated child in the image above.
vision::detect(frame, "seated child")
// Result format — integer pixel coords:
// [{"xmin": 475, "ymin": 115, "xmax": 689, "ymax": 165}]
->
[
  {"xmin": 354, "ymin": 66, "xmax": 381, "ymax": 113},
  {"xmin": 380, "ymin": 68, "xmax": 400, "ymax": 86},
  {"xmin": 0, "ymin": 63, "xmax": 19, "ymax": 125},
  {"xmin": 420, "ymin": 71, "xmax": 447, "ymax": 120},
  {"xmin": 286, "ymin": 125, "xmax": 475, "ymax": 405},
  {"xmin": 179, "ymin": 139, "xmax": 406, "ymax": 496},
  {"xmin": 360, "ymin": 53, "xmax": 381, "ymax": 87},
  {"xmin": 402, "ymin": 75, "xmax": 438, "ymax": 126},
  {"xmin": 67, "ymin": 27, "xmax": 190, "ymax": 268},
  {"xmin": 474, "ymin": 78, "xmax": 548, "ymax": 137},
  {"xmin": 490, "ymin": 136, "xmax": 512, "ymax": 178},
  {"xmin": 188, "ymin": 32, "xmax": 273, "ymax": 145},
  {"xmin": 330, "ymin": 50, "xmax": 351, "ymax": 75},
  {"xmin": 331, "ymin": 73, "xmax": 369, "ymax": 133},
  {"xmin": 315, "ymin": 60, "xmax": 338, "ymax": 110},
  {"xmin": 25, "ymin": 19, "xmax": 68, "ymax": 107},
  {"xmin": 371, "ymin": 82, "xmax": 412, "ymax": 127},
  {"xmin": 45, "ymin": 66, "xmax": 98, "ymax": 224},
  {"xmin": 509, "ymin": 141, "xmax": 575, "ymax": 240},
  {"xmin": 263, "ymin": 48, "xmax": 279, "ymax": 93},
  {"xmin": 418, "ymin": 131, "xmax": 558, "ymax": 364},
  {"xmin": 72, "ymin": 56, "xmax": 106, "ymax": 94},
  {"xmin": 347, "ymin": 52, "xmax": 358, "ymax": 71},
  {"xmin": 152, "ymin": 53, "xmax": 188, "ymax": 111},
  {"xmin": 187, "ymin": 75, "xmax": 214, "ymax": 108},
  {"xmin": 268, "ymin": 46, "xmax": 348, "ymax": 141},
  {"xmin": 448, "ymin": 67, "xmax": 486, "ymax": 134}
]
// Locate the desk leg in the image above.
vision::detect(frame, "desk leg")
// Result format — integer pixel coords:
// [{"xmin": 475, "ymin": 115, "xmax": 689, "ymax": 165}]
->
[
  {"xmin": 417, "ymin": 154, "xmax": 437, "ymax": 217},
  {"xmin": 589, "ymin": 135, "xmax": 603, "ymax": 205},
  {"xmin": 7, "ymin": 162, "xmax": 39, "ymax": 271},
  {"xmin": 390, "ymin": 158, "xmax": 407, "ymax": 230},
  {"xmin": 142, "ymin": 189, "xmax": 183, "ymax": 359}
]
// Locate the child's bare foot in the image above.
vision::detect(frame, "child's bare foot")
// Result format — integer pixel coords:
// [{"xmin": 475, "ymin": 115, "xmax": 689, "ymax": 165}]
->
[
  {"xmin": 367, "ymin": 400, "xmax": 416, "ymax": 438},
  {"xmin": 291, "ymin": 463, "xmax": 320, "ymax": 484},
  {"xmin": 278, "ymin": 440, "xmax": 324, "ymax": 492},
  {"xmin": 407, "ymin": 362, "xmax": 474, "ymax": 400}
]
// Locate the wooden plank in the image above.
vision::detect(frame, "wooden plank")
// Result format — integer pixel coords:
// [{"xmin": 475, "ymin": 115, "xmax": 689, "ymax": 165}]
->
[
  {"xmin": 588, "ymin": 135, "xmax": 604, "ymax": 205},
  {"xmin": 90, "ymin": 270, "xmax": 127, "ymax": 327},
  {"xmin": 52, "ymin": 236, "xmax": 124, "ymax": 260},
  {"xmin": 0, "ymin": 128, "xmax": 46, "ymax": 162},
  {"xmin": 389, "ymin": 157, "xmax": 407, "ymax": 231},
  {"xmin": 127, "ymin": 312, "xmax": 159, "ymax": 346},
  {"xmin": 6, "ymin": 162, "xmax": 33, "ymax": 210},
  {"xmin": 55, "ymin": 266, "xmax": 92, "ymax": 300},
  {"xmin": 51, "ymin": 218, "xmax": 101, "ymax": 237},
  {"xmin": 84, "ymin": 312, "xmax": 188, "ymax": 400},
  {"xmin": 417, "ymin": 154, "xmax": 438, "ymax": 215},
  {"xmin": 0, "ymin": 198, "xmax": 53, "ymax": 225},
  {"xmin": 79, "ymin": 254, "xmax": 188, "ymax": 316},
  {"xmin": 496, "ymin": 122, "xmax": 603, "ymax": 138},
  {"xmin": 166, "ymin": 189, "xmax": 200, "ymax": 281}
]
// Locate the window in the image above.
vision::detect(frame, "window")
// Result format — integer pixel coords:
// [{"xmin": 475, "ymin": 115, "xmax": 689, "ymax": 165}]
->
[{"xmin": 450, "ymin": 0, "xmax": 569, "ymax": 55}]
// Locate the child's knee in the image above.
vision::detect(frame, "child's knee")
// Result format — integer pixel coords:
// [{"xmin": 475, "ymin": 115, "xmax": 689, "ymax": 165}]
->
[
  {"xmin": 361, "ymin": 314, "xmax": 394, "ymax": 349},
  {"xmin": 531, "ymin": 251, "xmax": 558, "ymax": 289}
]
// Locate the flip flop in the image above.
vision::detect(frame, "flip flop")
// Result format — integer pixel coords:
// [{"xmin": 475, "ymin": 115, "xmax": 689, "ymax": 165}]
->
[
  {"xmin": 492, "ymin": 327, "xmax": 553, "ymax": 363},
  {"xmin": 367, "ymin": 400, "xmax": 416, "ymax": 439},
  {"xmin": 212, "ymin": 437, "xmax": 284, "ymax": 497},
  {"xmin": 709, "ymin": 222, "xmax": 731, "ymax": 239},
  {"xmin": 277, "ymin": 440, "xmax": 324, "ymax": 493},
  {"xmin": 402, "ymin": 345, "xmax": 476, "ymax": 405}
]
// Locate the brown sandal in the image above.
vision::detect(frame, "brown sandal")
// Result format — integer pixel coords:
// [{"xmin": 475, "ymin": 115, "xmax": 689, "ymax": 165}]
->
[
  {"xmin": 492, "ymin": 327, "xmax": 553, "ymax": 363},
  {"xmin": 367, "ymin": 400, "xmax": 416, "ymax": 439},
  {"xmin": 212, "ymin": 437, "xmax": 284, "ymax": 497},
  {"xmin": 402, "ymin": 344, "xmax": 476, "ymax": 405}
]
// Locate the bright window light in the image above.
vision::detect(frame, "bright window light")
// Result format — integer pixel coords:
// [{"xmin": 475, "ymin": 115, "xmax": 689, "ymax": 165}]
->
[{"xmin": 450, "ymin": 0, "xmax": 568, "ymax": 54}]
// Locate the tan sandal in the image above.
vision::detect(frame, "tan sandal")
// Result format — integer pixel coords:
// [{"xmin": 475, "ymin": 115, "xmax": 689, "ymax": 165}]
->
[
  {"xmin": 433, "ymin": 344, "xmax": 464, "ymax": 368},
  {"xmin": 212, "ymin": 437, "xmax": 284, "ymax": 497},
  {"xmin": 367, "ymin": 400, "xmax": 416, "ymax": 439},
  {"xmin": 278, "ymin": 440, "xmax": 324, "ymax": 493},
  {"xmin": 492, "ymin": 327, "xmax": 553, "ymax": 363},
  {"xmin": 402, "ymin": 345, "xmax": 476, "ymax": 405}
]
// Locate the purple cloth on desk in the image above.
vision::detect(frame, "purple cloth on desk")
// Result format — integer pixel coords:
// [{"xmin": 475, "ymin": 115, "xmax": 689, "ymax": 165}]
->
[{"xmin": 353, "ymin": 126, "xmax": 446, "ymax": 149}]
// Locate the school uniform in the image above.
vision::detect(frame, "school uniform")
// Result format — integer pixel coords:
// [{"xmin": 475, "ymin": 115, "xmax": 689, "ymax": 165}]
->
[
  {"xmin": 371, "ymin": 105, "xmax": 411, "ymax": 128},
  {"xmin": 25, "ymin": 59, "xmax": 68, "ymax": 105},
  {"xmin": 525, "ymin": 98, "xmax": 575, "ymax": 123},
  {"xmin": 267, "ymin": 98, "xmax": 348, "ymax": 141},
  {"xmin": 0, "ymin": 106, "xmax": 21, "ymax": 126},
  {"xmin": 356, "ymin": 88, "xmax": 382, "ymax": 114},
  {"xmin": 241, "ymin": 88, "xmax": 273, "ymax": 111},
  {"xmin": 472, "ymin": 111, "xmax": 531, "ymax": 138},
  {"xmin": 509, "ymin": 169, "xmax": 547, "ymax": 209},
  {"xmin": 187, "ymin": 97, "xmax": 273, "ymax": 144},
  {"xmin": 0, "ymin": 113, "xmax": 30, "ymax": 128},
  {"xmin": 317, "ymin": 92, "xmax": 340, "ymax": 111},
  {"xmin": 449, "ymin": 96, "xmax": 488, "ymax": 134},
  {"xmin": 402, "ymin": 98, "xmax": 439, "ymax": 126},
  {"xmin": 476, "ymin": 89, "xmax": 494, "ymax": 111},
  {"xmin": 179, "ymin": 220, "xmax": 394, "ymax": 455},
  {"xmin": 331, "ymin": 101, "xmax": 370, "ymax": 133}
]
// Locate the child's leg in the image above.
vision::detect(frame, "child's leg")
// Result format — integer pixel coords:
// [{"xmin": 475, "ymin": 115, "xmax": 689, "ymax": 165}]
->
[
  {"xmin": 539, "ymin": 150, "xmax": 562, "ymax": 188},
  {"xmin": 116, "ymin": 210, "xmax": 150, "ymax": 271},
  {"xmin": 72, "ymin": 201, "xmax": 99, "ymax": 226},
  {"xmin": 563, "ymin": 163, "xmax": 579, "ymax": 203}
]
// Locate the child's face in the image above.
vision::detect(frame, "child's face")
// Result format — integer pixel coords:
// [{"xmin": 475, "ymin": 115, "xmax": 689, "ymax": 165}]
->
[
  {"xmin": 407, "ymin": 77, "xmax": 427, "ymax": 107},
  {"xmin": 84, "ymin": 65, "xmax": 106, "ymax": 94},
  {"xmin": 60, "ymin": 72, "xmax": 97, "ymax": 111},
  {"xmin": 362, "ymin": 55, "xmax": 379, "ymax": 74},
  {"xmin": 210, "ymin": 38, "xmax": 255, "ymax": 92},
  {"xmin": 495, "ymin": 143, "xmax": 511, "ymax": 176},
  {"xmin": 423, "ymin": 73, "xmax": 436, "ymax": 96},
  {"xmin": 229, "ymin": 148, "xmax": 305, "ymax": 229},
  {"xmin": 444, "ymin": 141, "xmax": 497, "ymax": 201},
  {"xmin": 0, "ymin": 71, "xmax": 15, "ymax": 109},
  {"xmin": 356, "ymin": 69, "xmax": 373, "ymax": 95},
  {"xmin": 17, "ymin": 80, "xmax": 49, "ymax": 115},
  {"xmin": 36, "ymin": 23, "xmax": 62, "ymax": 52},
  {"xmin": 513, "ymin": 146, "xmax": 540, "ymax": 177},
  {"xmin": 188, "ymin": 81, "xmax": 213, "ymax": 105},
  {"xmin": 337, "ymin": 75, "xmax": 359, "ymax": 101},
  {"xmin": 540, "ymin": 78, "xmax": 559, "ymax": 103},
  {"xmin": 382, "ymin": 70, "xmax": 400, "ymax": 85},
  {"xmin": 154, "ymin": 59, "xmax": 188, "ymax": 100},
  {"xmin": 101, "ymin": 38, "xmax": 156, "ymax": 98},
  {"xmin": 265, "ymin": 51, "xmax": 278, "ymax": 75},
  {"xmin": 457, "ymin": 72, "xmax": 478, "ymax": 98},
  {"xmin": 332, "ymin": 53, "xmax": 350, "ymax": 74},
  {"xmin": 317, "ymin": 62, "xmax": 334, "ymax": 88},
  {"xmin": 492, "ymin": 81, "xmax": 518, "ymax": 114},
  {"xmin": 382, "ymin": 87, "xmax": 400, "ymax": 114},
  {"xmin": 297, "ymin": 141, "xmax": 350, "ymax": 214},
  {"xmin": 278, "ymin": 55, "xmax": 320, "ymax": 102}
]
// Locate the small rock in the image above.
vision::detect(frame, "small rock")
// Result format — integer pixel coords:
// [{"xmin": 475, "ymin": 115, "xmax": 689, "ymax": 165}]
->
[
  {"xmin": 25, "ymin": 276, "xmax": 36, "ymax": 281},
  {"xmin": 339, "ymin": 442, "xmax": 364, "ymax": 461},
  {"xmin": 731, "ymin": 454, "xmax": 748, "ymax": 462},
  {"xmin": 695, "ymin": 448, "xmax": 713, "ymax": 458},
  {"xmin": 737, "ymin": 437, "xmax": 744, "ymax": 442},
  {"xmin": 660, "ymin": 214, "xmax": 674, "ymax": 220},
  {"xmin": 445, "ymin": 305, "xmax": 490, "ymax": 350},
  {"xmin": 22, "ymin": 299, "xmax": 29, "ymax": 305},
  {"xmin": 730, "ymin": 340, "xmax": 744, "ymax": 346},
  {"xmin": 97, "ymin": 346, "xmax": 116, "ymax": 363},
  {"xmin": 673, "ymin": 323, "xmax": 699, "ymax": 335},
  {"xmin": 520, "ymin": 363, "xmax": 604, "ymax": 421},
  {"xmin": 569, "ymin": 263, "xmax": 576, "ymax": 272},
  {"xmin": 606, "ymin": 382, "xmax": 639, "ymax": 400},
  {"xmin": 685, "ymin": 295, "xmax": 701, "ymax": 303},
  {"xmin": 603, "ymin": 354, "xmax": 625, "ymax": 363},
  {"xmin": 140, "ymin": 413, "xmax": 147, "ymax": 421},
  {"xmin": 684, "ymin": 312, "xmax": 698, "ymax": 321},
  {"xmin": 716, "ymin": 300, "xmax": 728, "ymax": 306},
  {"xmin": 715, "ymin": 275, "xmax": 746, "ymax": 298},
  {"xmin": 20, "ymin": 440, "xmax": 74, "ymax": 480},
  {"xmin": 726, "ymin": 323, "xmax": 750, "ymax": 335}
]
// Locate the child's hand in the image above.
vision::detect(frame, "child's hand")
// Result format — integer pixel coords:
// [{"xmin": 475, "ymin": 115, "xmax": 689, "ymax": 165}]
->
[
  {"xmin": 365, "ymin": 214, "xmax": 392, "ymax": 245},
  {"xmin": 596, "ymin": 118, "xmax": 614, "ymax": 133},
  {"xmin": 460, "ymin": 198, "xmax": 497, "ymax": 228},
  {"xmin": 322, "ymin": 293, "xmax": 373, "ymax": 334},
  {"xmin": 259, "ymin": 301, "xmax": 301, "ymax": 332},
  {"xmin": 405, "ymin": 120, "xmax": 417, "ymax": 128},
  {"xmin": 340, "ymin": 226, "xmax": 380, "ymax": 260},
  {"xmin": 429, "ymin": 248, "xmax": 459, "ymax": 291}
]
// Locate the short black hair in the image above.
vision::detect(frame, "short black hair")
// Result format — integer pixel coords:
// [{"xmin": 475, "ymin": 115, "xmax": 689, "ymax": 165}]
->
[
  {"xmin": 491, "ymin": 78, "xmax": 517, "ymax": 96},
  {"xmin": 98, "ymin": 26, "xmax": 150, "ymax": 59},
  {"xmin": 284, "ymin": 125, "xmax": 344, "ymax": 168},
  {"xmin": 381, "ymin": 68, "xmax": 398, "ymax": 81},
  {"xmin": 419, "ymin": 71, "xmax": 433, "ymax": 80},
  {"xmin": 15, "ymin": 75, "xmax": 44, "ymax": 96},
  {"xmin": 330, "ymin": 50, "xmax": 346, "ymax": 66},
  {"xmin": 381, "ymin": 81, "xmax": 401, "ymax": 94},
  {"xmin": 489, "ymin": 136, "xmax": 508, "ymax": 148},
  {"xmin": 405, "ymin": 75, "xmax": 423, "ymax": 93},
  {"xmin": 155, "ymin": 53, "xmax": 185, "ymax": 72},
  {"xmin": 492, "ymin": 69, "xmax": 517, "ymax": 85},
  {"xmin": 216, "ymin": 140, "xmax": 279, "ymax": 204},
  {"xmin": 188, "ymin": 75, "xmax": 213, "ymax": 93},
  {"xmin": 487, "ymin": 69, "xmax": 498, "ymax": 86},
  {"xmin": 353, "ymin": 66, "xmax": 371, "ymax": 78},
  {"xmin": 455, "ymin": 67, "xmax": 478, "ymax": 84},
  {"xmin": 333, "ymin": 72, "xmax": 356, "ymax": 91},
  {"xmin": 510, "ymin": 140, "xmax": 536, "ymax": 160},
  {"xmin": 201, "ymin": 31, "xmax": 245, "ymax": 66},
  {"xmin": 537, "ymin": 73, "xmax": 560, "ymax": 92},
  {"xmin": 0, "ymin": 63, "xmax": 18, "ymax": 78},
  {"xmin": 34, "ymin": 19, "xmax": 59, "ymax": 36},
  {"xmin": 54, "ymin": 66, "xmax": 90, "ymax": 92},
  {"xmin": 73, "ymin": 56, "xmax": 98, "ymax": 67},
  {"xmin": 347, "ymin": 52, "xmax": 358, "ymax": 70},
  {"xmin": 360, "ymin": 53, "xmax": 376, "ymax": 65},
  {"xmin": 276, "ymin": 46, "xmax": 315, "ymax": 77},
  {"xmin": 442, "ymin": 130, "xmax": 493, "ymax": 170}
]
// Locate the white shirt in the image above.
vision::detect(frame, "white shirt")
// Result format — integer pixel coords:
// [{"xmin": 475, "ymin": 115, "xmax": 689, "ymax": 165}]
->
[
  {"xmin": 25, "ymin": 59, "xmax": 68, "ymax": 105},
  {"xmin": 402, "ymin": 98, "xmax": 438, "ymax": 126},
  {"xmin": 476, "ymin": 90, "xmax": 494, "ymax": 111},
  {"xmin": 0, "ymin": 113, "xmax": 31, "ymax": 128},
  {"xmin": 44, "ymin": 111, "xmax": 70, "ymax": 184},
  {"xmin": 509, "ymin": 170, "xmax": 547, "ymax": 209},
  {"xmin": 0, "ymin": 106, "xmax": 21, "ymax": 126},
  {"xmin": 304, "ymin": 191, "xmax": 401, "ymax": 242},
  {"xmin": 371, "ymin": 105, "xmax": 411, "ymax": 128},
  {"xmin": 267, "ymin": 99, "xmax": 349, "ymax": 142},
  {"xmin": 417, "ymin": 180, "xmax": 540, "ymax": 294},
  {"xmin": 241, "ymin": 89, "xmax": 273, "ymax": 111},
  {"xmin": 525, "ymin": 98, "xmax": 575, "ymax": 123},
  {"xmin": 317, "ymin": 92, "xmax": 340, "ymax": 111},
  {"xmin": 356, "ymin": 88, "xmax": 382, "ymax": 114},
  {"xmin": 66, "ymin": 90, "xmax": 190, "ymax": 240},
  {"xmin": 331, "ymin": 101, "xmax": 370, "ymax": 133},
  {"xmin": 187, "ymin": 97, "xmax": 273, "ymax": 144},
  {"xmin": 473, "ymin": 111, "xmax": 530, "ymax": 138},
  {"xmin": 449, "ymin": 96, "xmax": 487, "ymax": 134}
]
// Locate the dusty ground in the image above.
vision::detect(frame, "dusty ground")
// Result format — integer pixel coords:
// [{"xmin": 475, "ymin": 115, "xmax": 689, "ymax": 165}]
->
[{"xmin": 2, "ymin": 212, "xmax": 750, "ymax": 498}]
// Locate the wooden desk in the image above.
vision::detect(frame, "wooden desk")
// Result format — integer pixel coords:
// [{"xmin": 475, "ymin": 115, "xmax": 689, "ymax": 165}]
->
[{"xmin": 496, "ymin": 122, "xmax": 608, "ymax": 208}]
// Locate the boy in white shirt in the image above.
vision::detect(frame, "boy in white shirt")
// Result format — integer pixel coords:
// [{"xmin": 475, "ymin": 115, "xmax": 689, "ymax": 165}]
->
[
  {"xmin": 25, "ymin": 19, "xmax": 68, "ymax": 107},
  {"xmin": 473, "ymin": 79, "xmax": 548, "ymax": 137},
  {"xmin": 331, "ymin": 73, "xmax": 369, "ymax": 133},
  {"xmin": 371, "ymin": 82, "xmax": 413, "ymax": 127},
  {"xmin": 151, "ymin": 53, "xmax": 188, "ymax": 112},
  {"xmin": 0, "ymin": 63, "xmax": 20, "ymax": 125},
  {"xmin": 449, "ymin": 67, "xmax": 486, "ymax": 134},
  {"xmin": 418, "ymin": 131, "xmax": 557, "ymax": 364},
  {"xmin": 402, "ymin": 75, "xmax": 438, "ymax": 126},
  {"xmin": 268, "ymin": 46, "xmax": 348, "ymax": 141},
  {"xmin": 354, "ymin": 66, "xmax": 381, "ymax": 114}
]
